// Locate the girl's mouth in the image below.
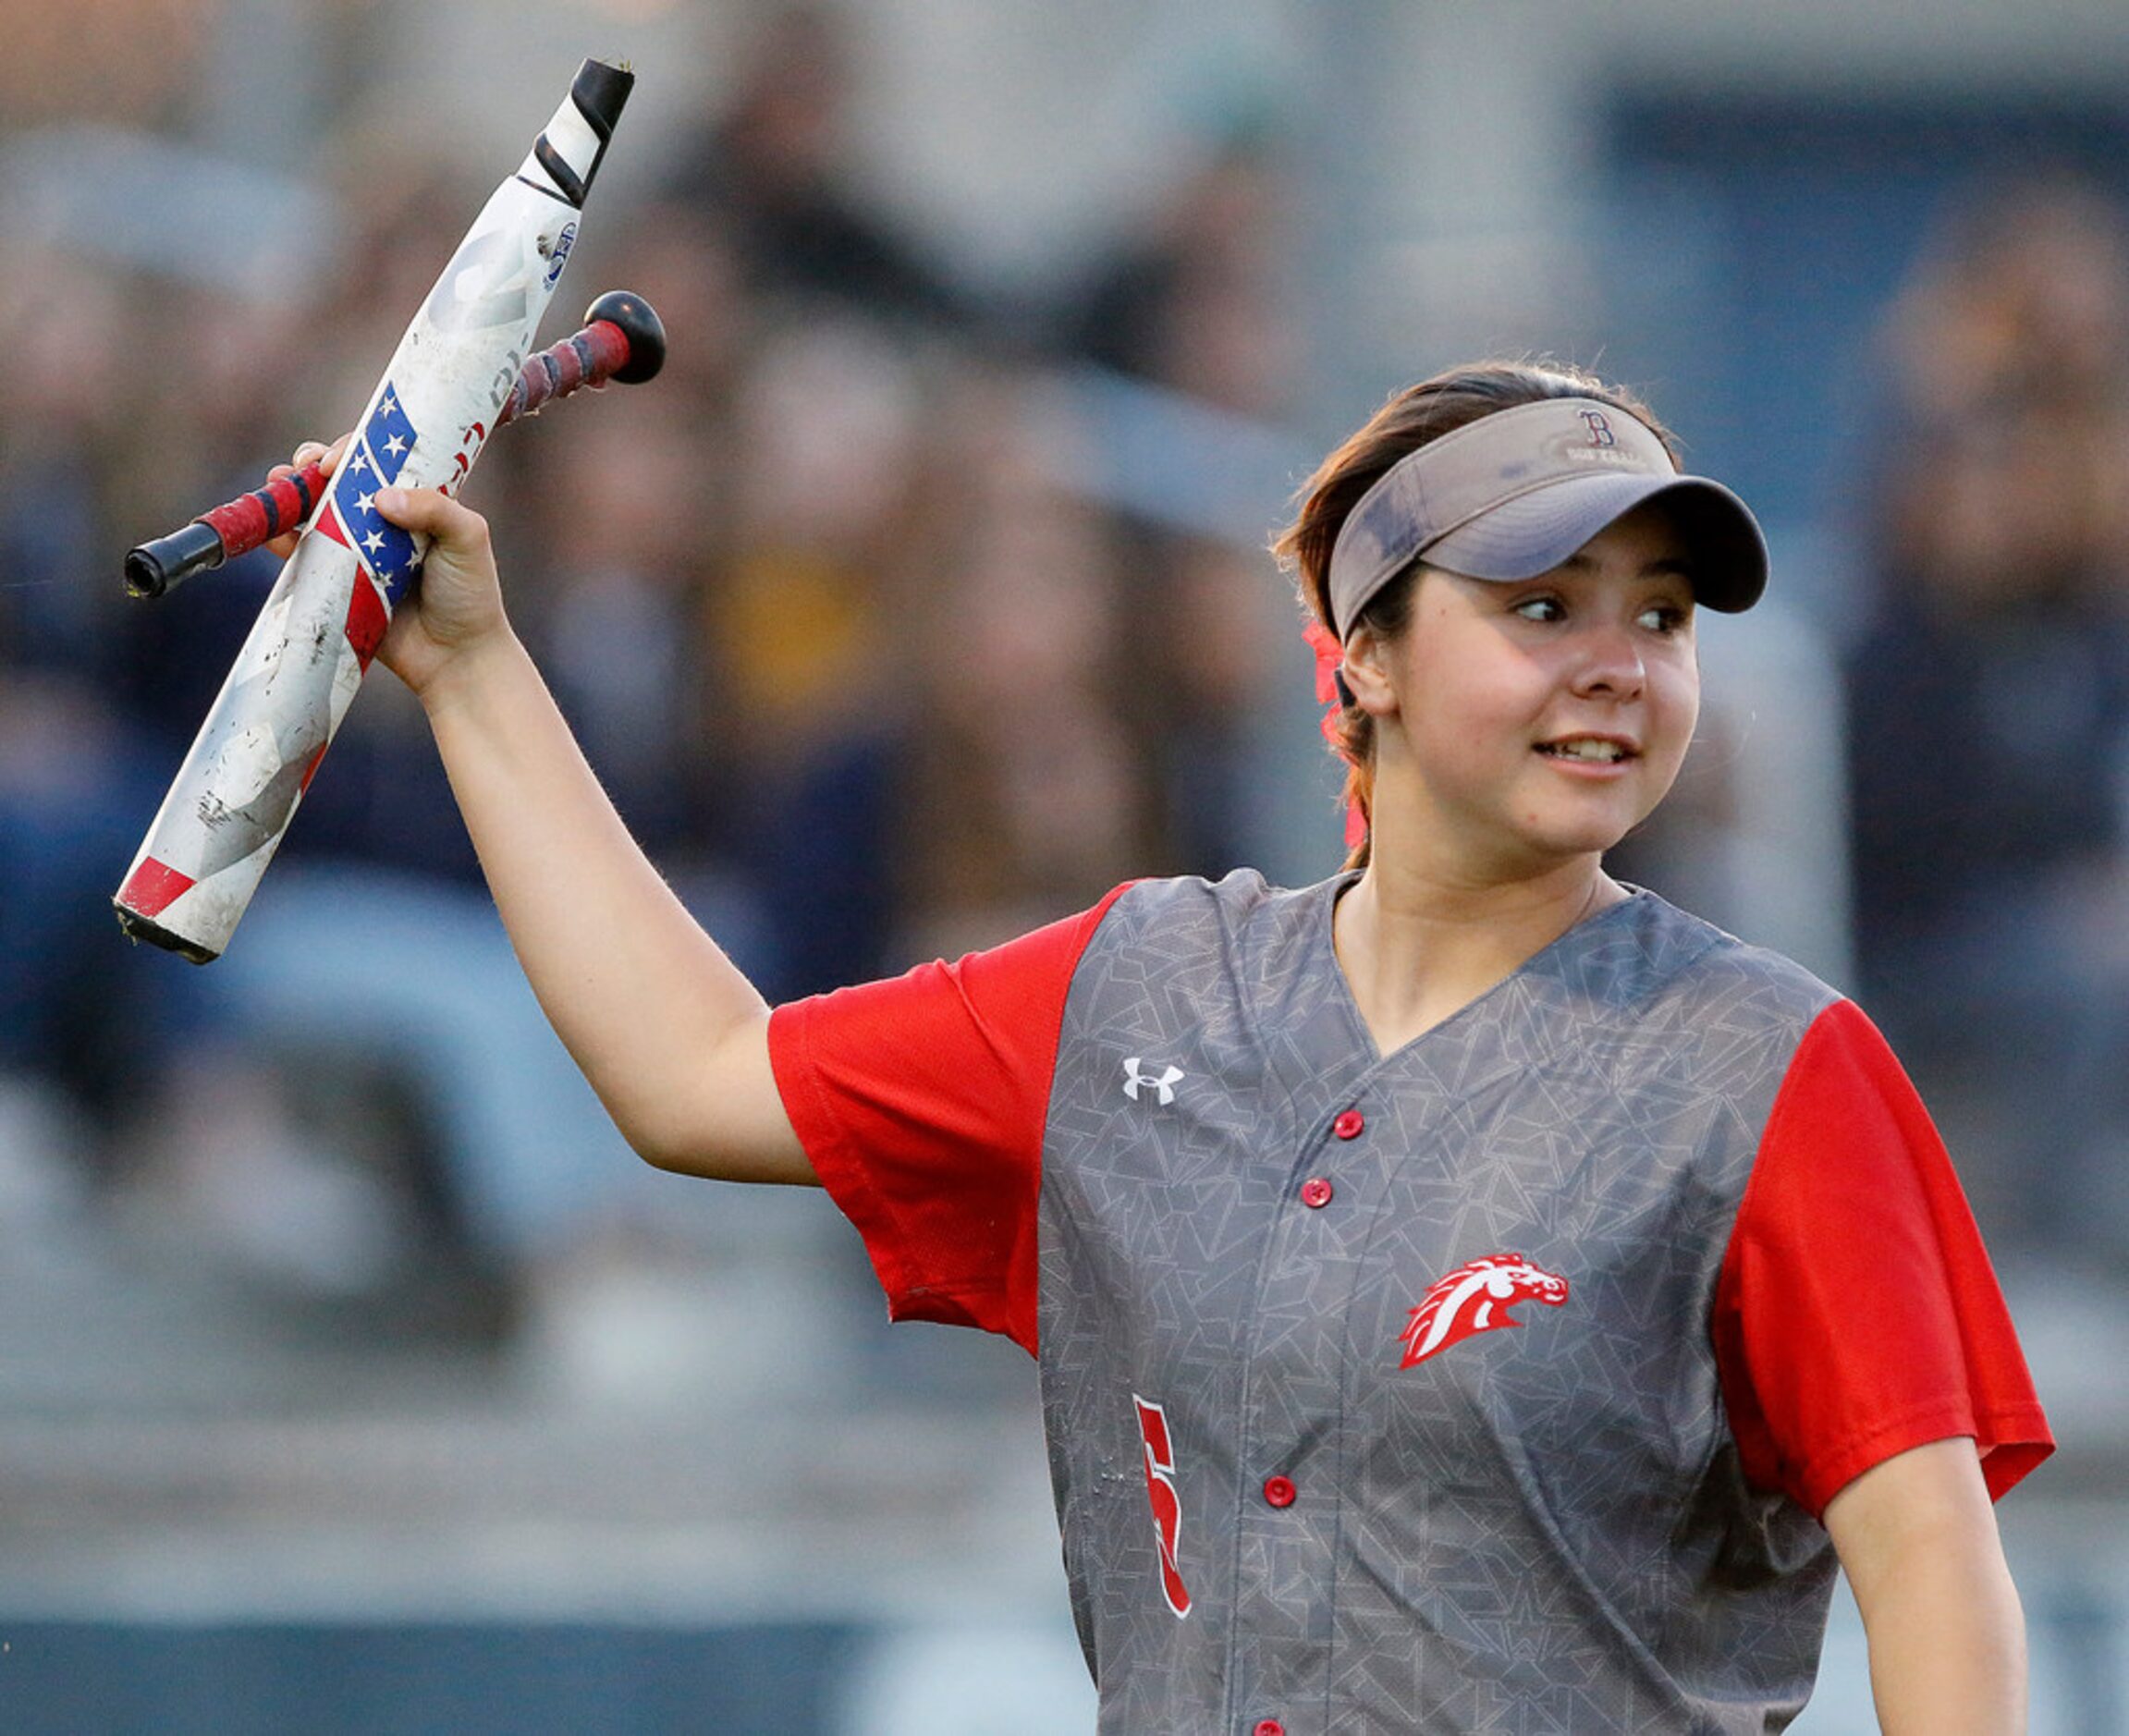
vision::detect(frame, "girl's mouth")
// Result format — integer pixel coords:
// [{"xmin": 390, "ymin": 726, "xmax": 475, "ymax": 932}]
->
[{"xmin": 1536, "ymin": 737, "xmax": 1635, "ymax": 764}]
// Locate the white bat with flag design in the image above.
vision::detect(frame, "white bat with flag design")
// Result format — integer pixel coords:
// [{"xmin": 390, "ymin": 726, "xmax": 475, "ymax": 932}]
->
[{"xmin": 115, "ymin": 58, "xmax": 635, "ymax": 962}]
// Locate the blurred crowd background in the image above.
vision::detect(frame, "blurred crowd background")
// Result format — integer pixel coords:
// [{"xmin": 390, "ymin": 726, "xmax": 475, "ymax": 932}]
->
[{"xmin": 8, "ymin": 0, "xmax": 2129, "ymax": 1729}]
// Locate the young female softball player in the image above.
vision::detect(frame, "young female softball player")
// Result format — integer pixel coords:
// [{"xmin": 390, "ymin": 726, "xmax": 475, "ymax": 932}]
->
[{"xmin": 284, "ymin": 359, "xmax": 2049, "ymax": 1733}]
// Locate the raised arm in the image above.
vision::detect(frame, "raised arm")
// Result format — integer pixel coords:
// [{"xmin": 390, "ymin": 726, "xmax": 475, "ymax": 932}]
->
[
  {"xmin": 1823, "ymin": 1436, "xmax": 2027, "ymax": 1734},
  {"xmin": 281, "ymin": 446, "xmax": 812, "ymax": 1185}
]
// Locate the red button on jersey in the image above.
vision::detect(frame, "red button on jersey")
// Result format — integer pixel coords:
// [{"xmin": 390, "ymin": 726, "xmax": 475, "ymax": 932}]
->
[
  {"xmin": 1300, "ymin": 1176, "xmax": 1334, "ymax": 1208},
  {"xmin": 1332, "ymin": 1108, "xmax": 1365, "ymax": 1140},
  {"xmin": 1254, "ymin": 1722, "xmax": 1286, "ymax": 1736},
  {"xmin": 1263, "ymin": 1474, "xmax": 1297, "ymax": 1509}
]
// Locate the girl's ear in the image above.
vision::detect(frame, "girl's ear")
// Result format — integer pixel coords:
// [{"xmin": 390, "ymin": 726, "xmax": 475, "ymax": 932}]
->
[{"xmin": 1340, "ymin": 623, "xmax": 1398, "ymax": 718}]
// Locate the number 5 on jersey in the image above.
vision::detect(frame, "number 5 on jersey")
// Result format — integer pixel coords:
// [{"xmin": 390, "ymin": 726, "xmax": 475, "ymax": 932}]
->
[{"xmin": 1132, "ymin": 1393, "xmax": 1193, "ymax": 1618}]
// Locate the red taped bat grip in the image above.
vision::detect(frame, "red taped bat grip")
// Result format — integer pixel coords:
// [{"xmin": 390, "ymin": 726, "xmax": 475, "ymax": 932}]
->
[
  {"xmin": 497, "ymin": 322, "xmax": 629, "ymax": 425},
  {"xmin": 198, "ymin": 463, "xmax": 326, "ymax": 555}
]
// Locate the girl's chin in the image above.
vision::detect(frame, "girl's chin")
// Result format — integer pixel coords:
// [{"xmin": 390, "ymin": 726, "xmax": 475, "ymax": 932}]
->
[
  {"xmin": 1457, "ymin": 825, "xmax": 1631, "ymax": 885},
  {"xmin": 1521, "ymin": 779, "xmax": 1670, "ymax": 849},
  {"xmin": 1511, "ymin": 817, "xmax": 1645, "ymax": 871}
]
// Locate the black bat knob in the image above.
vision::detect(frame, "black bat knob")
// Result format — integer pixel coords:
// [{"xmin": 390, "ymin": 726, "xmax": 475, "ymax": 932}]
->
[{"xmin": 584, "ymin": 290, "xmax": 667, "ymax": 385}]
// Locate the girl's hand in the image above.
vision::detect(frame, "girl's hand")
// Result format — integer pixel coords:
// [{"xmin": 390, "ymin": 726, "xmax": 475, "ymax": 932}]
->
[
  {"xmin": 370, "ymin": 483, "xmax": 511, "ymax": 703},
  {"xmin": 262, "ymin": 439, "xmax": 513, "ymax": 703}
]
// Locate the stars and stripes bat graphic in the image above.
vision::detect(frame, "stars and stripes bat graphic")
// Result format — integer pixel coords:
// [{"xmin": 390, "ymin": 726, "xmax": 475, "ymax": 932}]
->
[
  {"xmin": 114, "ymin": 59, "xmax": 639, "ymax": 962},
  {"xmin": 318, "ymin": 385, "xmax": 422, "ymax": 613}
]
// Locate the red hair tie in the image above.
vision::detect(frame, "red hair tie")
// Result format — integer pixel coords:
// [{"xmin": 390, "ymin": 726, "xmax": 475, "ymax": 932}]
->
[{"xmin": 1302, "ymin": 619, "xmax": 1366, "ymax": 850}]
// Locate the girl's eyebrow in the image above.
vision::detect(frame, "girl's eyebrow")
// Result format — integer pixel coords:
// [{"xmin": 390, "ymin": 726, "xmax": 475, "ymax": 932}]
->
[{"xmin": 1554, "ymin": 552, "xmax": 1697, "ymax": 581}]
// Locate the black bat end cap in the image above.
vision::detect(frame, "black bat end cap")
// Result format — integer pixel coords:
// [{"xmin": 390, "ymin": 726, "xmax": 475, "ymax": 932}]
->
[
  {"xmin": 124, "ymin": 520, "xmax": 225, "ymax": 599},
  {"xmin": 123, "ymin": 548, "xmax": 171, "ymax": 600},
  {"xmin": 585, "ymin": 291, "xmax": 667, "ymax": 385},
  {"xmin": 571, "ymin": 60, "xmax": 634, "ymax": 139}
]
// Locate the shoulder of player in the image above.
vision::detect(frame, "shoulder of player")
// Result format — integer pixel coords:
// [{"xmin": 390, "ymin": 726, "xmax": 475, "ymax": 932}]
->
[
  {"xmin": 1093, "ymin": 867, "xmax": 1334, "ymax": 955},
  {"xmin": 1579, "ymin": 889, "xmax": 1842, "ymax": 1070},
  {"xmin": 1098, "ymin": 869, "xmax": 1311, "ymax": 936}
]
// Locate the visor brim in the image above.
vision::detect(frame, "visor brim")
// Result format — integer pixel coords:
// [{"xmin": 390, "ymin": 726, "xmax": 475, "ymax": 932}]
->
[{"xmin": 1421, "ymin": 472, "xmax": 1768, "ymax": 613}]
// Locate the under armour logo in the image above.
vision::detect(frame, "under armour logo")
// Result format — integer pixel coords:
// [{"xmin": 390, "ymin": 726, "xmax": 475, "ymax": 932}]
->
[
  {"xmin": 1122, "ymin": 1057, "xmax": 1184, "ymax": 1106},
  {"xmin": 1577, "ymin": 409, "xmax": 1617, "ymax": 448}
]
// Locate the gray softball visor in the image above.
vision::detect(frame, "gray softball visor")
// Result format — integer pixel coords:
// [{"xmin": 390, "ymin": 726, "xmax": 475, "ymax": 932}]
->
[{"xmin": 1325, "ymin": 397, "xmax": 1768, "ymax": 638}]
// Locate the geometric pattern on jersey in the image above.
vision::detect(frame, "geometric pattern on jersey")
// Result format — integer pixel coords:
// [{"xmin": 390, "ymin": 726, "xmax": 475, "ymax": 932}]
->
[{"xmin": 1035, "ymin": 872, "xmax": 1840, "ymax": 1734}]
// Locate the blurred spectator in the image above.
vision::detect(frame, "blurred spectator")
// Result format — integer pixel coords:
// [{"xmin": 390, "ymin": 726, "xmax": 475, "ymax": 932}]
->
[
  {"xmin": 0, "ymin": 249, "xmax": 173, "ymax": 1140},
  {"xmin": 531, "ymin": 389, "xmax": 726, "ymax": 862},
  {"xmin": 897, "ymin": 362, "xmax": 1147, "ymax": 960},
  {"xmin": 1843, "ymin": 173, "xmax": 2129, "ymax": 1266},
  {"xmin": 0, "ymin": 240, "xmax": 312, "ymax": 1161},
  {"xmin": 694, "ymin": 315, "xmax": 934, "ymax": 997},
  {"xmin": 1050, "ymin": 109, "xmax": 1298, "ymax": 417},
  {"xmin": 662, "ymin": 4, "xmax": 973, "ymax": 334},
  {"xmin": 0, "ymin": 0, "xmax": 207, "ymax": 133},
  {"xmin": 1141, "ymin": 531, "xmax": 1291, "ymax": 873}
]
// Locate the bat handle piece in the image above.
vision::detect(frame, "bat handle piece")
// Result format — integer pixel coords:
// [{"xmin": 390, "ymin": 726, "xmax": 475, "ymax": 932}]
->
[{"xmin": 124, "ymin": 288, "xmax": 667, "ymax": 600}]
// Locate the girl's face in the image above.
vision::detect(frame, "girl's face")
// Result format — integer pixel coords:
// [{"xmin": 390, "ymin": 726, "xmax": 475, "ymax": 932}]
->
[{"xmin": 1347, "ymin": 499, "xmax": 1702, "ymax": 883}]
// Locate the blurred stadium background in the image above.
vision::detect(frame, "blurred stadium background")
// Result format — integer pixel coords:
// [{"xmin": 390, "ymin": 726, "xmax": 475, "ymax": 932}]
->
[{"xmin": 7, "ymin": 0, "xmax": 2129, "ymax": 1728}]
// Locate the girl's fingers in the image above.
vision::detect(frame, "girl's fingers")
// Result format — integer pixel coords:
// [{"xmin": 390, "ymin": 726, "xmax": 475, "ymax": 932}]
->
[
  {"xmin": 375, "ymin": 484, "xmax": 446, "ymax": 532},
  {"xmin": 285, "ymin": 433, "xmax": 351, "ymax": 477},
  {"xmin": 373, "ymin": 485, "xmax": 496, "ymax": 573}
]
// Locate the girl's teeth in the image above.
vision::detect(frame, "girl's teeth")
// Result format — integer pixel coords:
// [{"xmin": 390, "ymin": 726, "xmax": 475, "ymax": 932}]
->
[{"xmin": 1548, "ymin": 740, "xmax": 1623, "ymax": 762}]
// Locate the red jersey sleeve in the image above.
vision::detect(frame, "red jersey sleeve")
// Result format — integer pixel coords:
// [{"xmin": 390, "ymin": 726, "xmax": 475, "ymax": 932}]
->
[
  {"xmin": 1712, "ymin": 998, "xmax": 2053, "ymax": 1520},
  {"xmin": 767, "ymin": 887, "xmax": 1132, "ymax": 1355}
]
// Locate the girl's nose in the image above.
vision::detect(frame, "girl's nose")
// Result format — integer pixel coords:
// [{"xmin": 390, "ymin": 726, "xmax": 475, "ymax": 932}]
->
[{"xmin": 1572, "ymin": 622, "xmax": 1646, "ymax": 698}]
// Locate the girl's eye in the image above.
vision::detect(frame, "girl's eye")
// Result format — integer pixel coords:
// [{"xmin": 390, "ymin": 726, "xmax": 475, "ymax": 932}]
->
[
  {"xmin": 1513, "ymin": 595, "xmax": 1564, "ymax": 623},
  {"xmin": 1638, "ymin": 601, "xmax": 1691, "ymax": 633}
]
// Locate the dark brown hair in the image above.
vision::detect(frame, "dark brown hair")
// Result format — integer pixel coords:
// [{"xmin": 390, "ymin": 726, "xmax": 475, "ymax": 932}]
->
[{"xmin": 1273, "ymin": 360, "xmax": 1679, "ymax": 868}]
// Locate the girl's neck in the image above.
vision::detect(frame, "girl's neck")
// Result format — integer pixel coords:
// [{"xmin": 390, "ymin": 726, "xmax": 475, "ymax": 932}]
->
[{"xmin": 1332, "ymin": 850, "xmax": 1623, "ymax": 1057}]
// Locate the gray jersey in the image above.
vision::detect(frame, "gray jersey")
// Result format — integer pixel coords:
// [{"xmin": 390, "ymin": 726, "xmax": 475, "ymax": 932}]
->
[
  {"xmin": 1039, "ymin": 874, "xmax": 1832, "ymax": 1732},
  {"xmin": 772, "ymin": 868, "xmax": 2049, "ymax": 1734}
]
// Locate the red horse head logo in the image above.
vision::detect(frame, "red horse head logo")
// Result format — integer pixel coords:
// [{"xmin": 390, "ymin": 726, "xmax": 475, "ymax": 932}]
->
[{"xmin": 1398, "ymin": 1253, "xmax": 1569, "ymax": 1369}]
